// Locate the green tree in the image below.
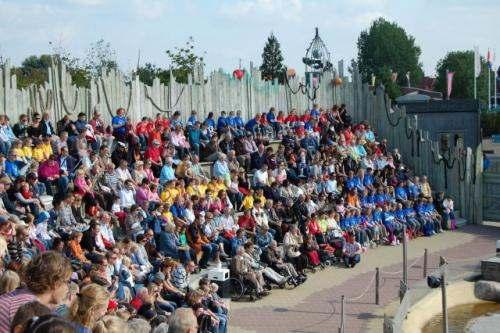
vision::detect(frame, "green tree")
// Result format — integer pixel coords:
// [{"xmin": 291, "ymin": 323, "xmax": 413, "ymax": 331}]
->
[
  {"xmin": 435, "ymin": 50, "xmax": 492, "ymax": 104},
  {"xmin": 136, "ymin": 62, "xmax": 170, "ymax": 86},
  {"xmin": 165, "ymin": 37, "xmax": 204, "ymax": 84},
  {"xmin": 84, "ymin": 39, "xmax": 118, "ymax": 78},
  {"xmin": 260, "ymin": 33, "xmax": 284, "ymax": 82},
  {"xmin": 357, "ymin": 17, "xmax": 424, "ymax": 98},
  {"xmin": 13, "ymin": 54, "xmax": 52, "ymax": 88},
  {"xmin": 51, "ymin": 44, "xmax": 91, "ymax": 88}
]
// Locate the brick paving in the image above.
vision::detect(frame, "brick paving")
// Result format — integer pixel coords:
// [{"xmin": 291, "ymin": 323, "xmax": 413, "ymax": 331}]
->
[{"xmin": 229, "ymin": 224, "xmax": 500, "ymax": 333}]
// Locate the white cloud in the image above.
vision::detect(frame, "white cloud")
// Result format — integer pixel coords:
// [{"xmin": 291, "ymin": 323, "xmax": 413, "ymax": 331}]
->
[
  {"xmin": 133, "ymin": 0, "xmax": 168, "ymax": 19},
  {"xmin": 219, "ymin": 0, "xmax": 303, "ymax": 22},
  {"xmin": 353, "ymin": 11, "xmax": 391, "ymax": 26},
  {"xmin": 67, "ymin": 0, "xmax": 105, "ymax": 5}
]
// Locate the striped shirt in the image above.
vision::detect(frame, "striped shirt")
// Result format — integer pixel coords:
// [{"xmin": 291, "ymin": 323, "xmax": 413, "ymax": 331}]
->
[{"xmin": 0, "ymin": 288, "xmax": 37, "ymax": 332}]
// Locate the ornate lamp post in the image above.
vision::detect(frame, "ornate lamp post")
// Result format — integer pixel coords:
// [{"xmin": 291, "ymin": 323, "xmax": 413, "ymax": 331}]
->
[{"xmin": 302, "ymin": 27, "xmax": 333, "ymax": 104}]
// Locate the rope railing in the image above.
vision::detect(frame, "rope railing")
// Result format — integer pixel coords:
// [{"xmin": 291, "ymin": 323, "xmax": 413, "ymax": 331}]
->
[
  {"xmin": 379, "ymin": 255, "xmax": 423, "ymax": 276},
  {"xmin": 346, "ymin": 273, "xmax": 377, "ymax": 302}
]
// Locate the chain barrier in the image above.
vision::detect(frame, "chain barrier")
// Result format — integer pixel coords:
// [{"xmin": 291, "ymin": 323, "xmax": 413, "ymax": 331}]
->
[{"xmin": 346, "ymin": 273, "xmax": 377, "ymax": 302}]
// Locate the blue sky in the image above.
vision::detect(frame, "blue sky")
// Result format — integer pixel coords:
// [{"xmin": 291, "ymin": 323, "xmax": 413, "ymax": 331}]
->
[{"xmin": 0, "ymin": 0, "xmax": 499, "ymax": 76}]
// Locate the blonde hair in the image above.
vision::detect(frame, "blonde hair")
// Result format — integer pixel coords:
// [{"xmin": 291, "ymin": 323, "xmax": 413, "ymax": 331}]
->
[
  {"xmin": 0, "ymin": 237, "xmax": 7, "ymax": 259},
  {"xmin": 0, "ymin": 270, "xmax": 20, "ymax": 294},
  {"xmin": 93, "ymin": 315, "xmax": 129, "ymax": 333},
  {"xmin": 121, "ymin": 256, "xmax": 131, "ymax": 267},
  {"xmin": 69, "ymin": 283, "xmax": 110, "ymax": 329}
]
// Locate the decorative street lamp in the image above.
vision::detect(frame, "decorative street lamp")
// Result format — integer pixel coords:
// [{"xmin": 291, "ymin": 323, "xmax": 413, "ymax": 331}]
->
[{"xmin": 302, "ymin": 27, "xmax": 333, "ymax": 103}]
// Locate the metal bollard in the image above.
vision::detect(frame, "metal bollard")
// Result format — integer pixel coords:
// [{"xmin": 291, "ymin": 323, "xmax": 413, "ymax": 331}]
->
[
  {"xmin": 338, "ymin": 295, "xmax": 345, "ymax": 333},
  {"xmin": 423, "ymin": 248, "xmax": 428, "ymax": 278},
  {"xmin": 376, "ymin": 267, "xmax": 380, "ymax": 305}
]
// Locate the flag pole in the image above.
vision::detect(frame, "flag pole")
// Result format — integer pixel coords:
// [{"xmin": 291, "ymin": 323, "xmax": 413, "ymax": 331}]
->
[
  {"xmin": 488, "ymin": 67, "xmax": 491, "ymax": 111},
  {"xmin": 474, "ymin": 46, "xmax": 479, "ymax": 100},
  {"xmin": 474, "ymin": 71, "xmax": 477, "ymax": 100},
  {"xmin": 495, "ymin": 67, "xmax": 498, "ymax": 109}
]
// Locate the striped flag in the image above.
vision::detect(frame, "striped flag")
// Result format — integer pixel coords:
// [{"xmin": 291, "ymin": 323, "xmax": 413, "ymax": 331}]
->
[
  {"xmin": 446, "ymin": 70, "xmax": 454, "ymax": 99},
  {"xmin": 487, "ymin": 49, "xmax": 493, "ymax": 69},
  {"xmin": 474, "ymin": 46, "xmax": 481, "ymax": 78}
]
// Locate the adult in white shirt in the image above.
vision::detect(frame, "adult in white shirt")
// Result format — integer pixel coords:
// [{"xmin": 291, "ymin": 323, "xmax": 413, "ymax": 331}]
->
[
  {"xmin": 119, "ymin": 180, "xmax": 136, "ymax": 209},
  {"xmin": 99, "ymin": 212, "xmax": 116, "ymax": 246},
  {"xmin": 253, "ymin": 164, "xmax": 269, "ymax": 188},
  {"xmin": 116, "ymin": 159, "xmax": 133, "ymax": 183},
  {"xmin": 252, "ymin": 199, "xmax": 269, "ymax": 229},
  {"xmin": 220, "ymin": 207, "xmax": 239, "ymax": 234}
]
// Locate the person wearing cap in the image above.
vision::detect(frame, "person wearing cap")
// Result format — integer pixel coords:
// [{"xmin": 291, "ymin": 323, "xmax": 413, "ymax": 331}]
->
[
  {"xmin": 111, "ymin": 141, "xmax": 128, "ymax": 167},
  {"xmin": 33, "ymin": 211, "xmax": 53, "ymax": 248}
]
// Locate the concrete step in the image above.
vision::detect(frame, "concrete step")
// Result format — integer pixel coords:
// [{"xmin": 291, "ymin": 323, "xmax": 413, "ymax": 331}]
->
[{"xmin": 188, "ymin": 261, "xmax": 230, "ymax": 290}]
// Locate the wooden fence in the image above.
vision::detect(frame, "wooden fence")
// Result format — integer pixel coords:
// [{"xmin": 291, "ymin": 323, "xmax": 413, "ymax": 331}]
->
[
  {"xmin": 0, "ymin": 57, "xmax": 482, "ymax": 222},
  {"xmin": 1, "ymin": 58, "xmax": 359, "ymax": 124}
]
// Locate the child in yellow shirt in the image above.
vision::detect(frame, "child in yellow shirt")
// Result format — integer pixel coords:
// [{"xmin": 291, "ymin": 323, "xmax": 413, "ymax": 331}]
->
[
  {"xmin": 41, "ymin": 138, "xmax": 53, "ymax": 159},
  {"xmin": 242, "ymin": 189, "xmax": 255, "ymax": 210},
  {"xmin": 32, "ymin": 140, "xmax": 46, "ymax": 162},
  {"xmin": 22, "ymin": 138, "xmax": 33, "ymax": 160}
]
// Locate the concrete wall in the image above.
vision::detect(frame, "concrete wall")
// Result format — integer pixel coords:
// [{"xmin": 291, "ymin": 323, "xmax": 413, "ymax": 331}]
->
[{"xmin": 402, "ymin": 100, "xmax": 481, "ymax": 149}]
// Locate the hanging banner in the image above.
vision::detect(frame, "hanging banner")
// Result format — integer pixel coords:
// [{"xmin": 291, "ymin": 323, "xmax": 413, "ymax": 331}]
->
[{"xmin": 446, "ymin": 70, "xmax": 455, "ymax": 99}]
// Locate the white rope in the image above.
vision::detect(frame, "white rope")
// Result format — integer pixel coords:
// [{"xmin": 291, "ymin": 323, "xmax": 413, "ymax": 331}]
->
[
  {"xmin": 444, "ymin": 255, "xmax": 489, "ymax": 264},
  {"xmin": 346, "ymin": 273, "xmax": 377, "ymax": 302},
  {"xmin": 380, "ymin": 256, "xmax": 423, "ymax": 276}
]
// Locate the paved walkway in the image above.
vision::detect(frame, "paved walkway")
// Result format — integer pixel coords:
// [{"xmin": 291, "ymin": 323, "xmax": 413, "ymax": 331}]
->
[{"xmin": 228, "ymin": 224, "xmax": 500, "ymax": 333}]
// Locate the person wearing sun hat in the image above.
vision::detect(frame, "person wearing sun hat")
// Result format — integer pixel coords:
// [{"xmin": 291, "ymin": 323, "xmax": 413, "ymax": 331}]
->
[{"xmin": 34, "ymin": 211, "xmax": 53, "ymax": 249}]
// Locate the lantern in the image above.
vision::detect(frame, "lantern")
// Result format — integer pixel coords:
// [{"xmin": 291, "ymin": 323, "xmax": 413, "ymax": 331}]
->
[
  {"xmin": 332, "ymin": 77, "xmax": 343, "ymax": 86},
  {"xmin": 286, "ymin": 68, "xmax": 296, "ymax": 78},
  {"xmin": 233, "ymin": 69, "xmax": 244, "ymax": 80}
]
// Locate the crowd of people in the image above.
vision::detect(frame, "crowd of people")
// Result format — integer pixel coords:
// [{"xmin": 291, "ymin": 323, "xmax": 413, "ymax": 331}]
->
[{"xmin": 0, "ymin": 103, "xmax": 458, "ymax": 332}]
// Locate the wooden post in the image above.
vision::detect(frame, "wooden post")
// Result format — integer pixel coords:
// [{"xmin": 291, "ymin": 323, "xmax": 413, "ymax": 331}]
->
[
  {"xmin": 402, "ymin": 225, "xmax": 408, "ymax": 286},
  {"xmin": 339, "ymin": 295, "xmax": 345, "ymax": 333},
  {"xmin": 423, "ymin": 248, "xmax": 428, "ymax": 278},
  {"xmin": 441, "ymin": 268, "xmax": 448, "ymax": 333},
  {"xmin": 376, "ymin": 267, "xmax": 380, "ymax": 305}
]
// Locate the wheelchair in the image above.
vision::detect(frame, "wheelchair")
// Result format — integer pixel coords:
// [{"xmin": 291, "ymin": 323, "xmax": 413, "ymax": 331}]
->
[
  {"xmin": 226, "ymin": 259, "xmax": 259, "ymax": 302},
  {"xmin": 226, "ymin": 273, "xmax": 259, "ymax": 302}
]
